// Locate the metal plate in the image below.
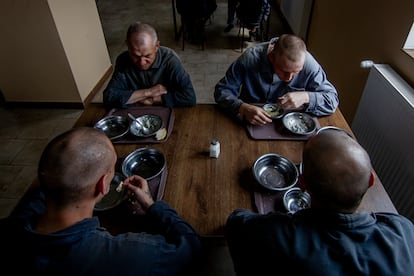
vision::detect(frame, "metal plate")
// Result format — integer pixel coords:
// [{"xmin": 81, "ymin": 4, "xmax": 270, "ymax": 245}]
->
[
  {"xmin": 94, "ymin": 173, "xmax": 127, "ymax": 211},
  {"xmin": 129, "ymin": 114, "xmax": 163, "ymax": 137},
  {"xmin": 262, "ymin": 103, "xmax": 284, "ymax": 119},
  {"xmin": 94, "ymin": 115, "xmax": 129, "ymax": 140},
  {"xmin": 282, "ymin": 112, "xmax": 316, "ymax": 135}
]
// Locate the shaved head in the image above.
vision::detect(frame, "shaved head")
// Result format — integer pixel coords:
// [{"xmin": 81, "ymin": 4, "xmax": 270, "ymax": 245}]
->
[
  {"xmin": 126, "ymin": 21, "xmax": 158, "ymax": 46},
  {"xmin": 303, "ymin": 129, "xmax": 373, "ymax": 213},
  {"xmin": 271, "ymin": 34, "xmax": 306, "ymax": 63},
  {"xmin": 38, "ymin": 127, "xmax": 116, "ymax": 206}
]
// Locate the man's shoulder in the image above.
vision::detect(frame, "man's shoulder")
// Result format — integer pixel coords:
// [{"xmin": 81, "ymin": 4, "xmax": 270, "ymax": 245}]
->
[
  {"xmin": 374, "ymin": 212, "xmax": 414, "ymax": 227},
  {"xmin": 158, "ymin": 46, "xmax": 181, "ymax": 61}
]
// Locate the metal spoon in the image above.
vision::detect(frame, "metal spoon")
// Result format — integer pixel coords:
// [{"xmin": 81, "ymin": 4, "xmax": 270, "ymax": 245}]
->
[{"xmin": 127, "ymin": 113, "xmax": 150, "ymax": 135}]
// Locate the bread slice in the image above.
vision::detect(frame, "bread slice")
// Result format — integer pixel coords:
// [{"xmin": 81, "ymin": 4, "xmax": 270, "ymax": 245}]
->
[{"xmin": 155, "ymin": 127, "xmax": 167, "ymax": 140}]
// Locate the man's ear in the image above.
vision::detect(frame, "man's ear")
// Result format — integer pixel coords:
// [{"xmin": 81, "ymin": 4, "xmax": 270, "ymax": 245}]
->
[
  {"xmin": 96, "ymin": 174, "xmax": 109, "ymax": 196},
  {"xmin": 368, "ymin": 171, "xmax": 375, "ymax": 188}
]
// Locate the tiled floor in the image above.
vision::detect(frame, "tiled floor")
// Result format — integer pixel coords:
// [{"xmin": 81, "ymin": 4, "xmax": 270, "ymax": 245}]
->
[{"xmin": 0, "ymin": 0, "xmax": 290, "ymax": 274}]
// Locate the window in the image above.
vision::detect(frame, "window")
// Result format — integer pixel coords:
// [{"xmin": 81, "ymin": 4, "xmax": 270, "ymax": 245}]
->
[{"xmin": 403, "ymin": 21, "xmax": 414, "ymax": 59}]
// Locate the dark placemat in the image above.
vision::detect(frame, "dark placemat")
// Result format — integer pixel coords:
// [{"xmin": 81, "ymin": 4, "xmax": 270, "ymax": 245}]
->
[
  {"xmin": 254, "ymin": 189, "xmax": 287, "ymax": 214},
  {"xmin": 246, "ymin": 114, "xmax": 320, "ymax": 141},
  {"xmin": 253, "ymin": 163, "xmax": 303, "ymax": 214},
  {"xmin": 106, "ymin": 106, "xmax": 175, "ymax": 144}
]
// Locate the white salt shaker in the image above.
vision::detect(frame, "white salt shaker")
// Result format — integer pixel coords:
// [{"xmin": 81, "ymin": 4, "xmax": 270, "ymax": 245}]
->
[{"xmin": 209, "ymin": 138, "xmax": 220, "ymax": 158}]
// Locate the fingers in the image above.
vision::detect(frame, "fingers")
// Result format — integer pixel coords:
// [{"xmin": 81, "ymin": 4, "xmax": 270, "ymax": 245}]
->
[
  {"xmin": 123, "ymin": 175, "xmax": 154, "ymax": 211},
  {"xmin": 278, "ymin": 92, "xmax": 309, "ymax": 110},
  {"xmin": 151, "ymin": 84, "xmax": 168, "ymax": 96},
  {"xmin": 248, "ymin": 107, "xmax": 272, "ymax": 125}
]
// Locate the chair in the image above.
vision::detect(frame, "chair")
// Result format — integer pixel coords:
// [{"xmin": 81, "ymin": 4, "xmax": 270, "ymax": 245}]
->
[
  {"xmin": 236, "ymin": 0, "xmax": 271, "ymax": 52},
  {"xmin": 175, "ymin": 0, "xmax": 217, "ymax": 50}
]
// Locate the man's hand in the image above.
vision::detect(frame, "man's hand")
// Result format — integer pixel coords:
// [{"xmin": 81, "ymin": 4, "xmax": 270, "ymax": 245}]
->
[
  {"xmin": 123, "ymin": 175, "xmax": 154, "ymax": 213},
  {"xmin": 127, "ymin": 84, "xmax": 167, "ymax": 105},
  {"xmin": 139, "ymin": 95, "xmax": 163, "ymax": 105},
  {"xmin": 277, "ymin": 92, "xmax": 309, "ymax": 110},
  {"xmin": 239, "ymin": 103, "xmax": 273, "ymax": 125}
]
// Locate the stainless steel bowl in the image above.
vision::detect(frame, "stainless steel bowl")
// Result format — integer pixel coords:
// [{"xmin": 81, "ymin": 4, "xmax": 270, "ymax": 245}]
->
[
  {"xmin": 282, "ymin": 112, "xmax": 316, "ymax": 135},
  {"xmin": 94, "ymin": 172, "xmax": 127, "ymax": 211},
  {"xmin": 253, "ymin": 153, "xmax": 299, "ymax": 191},
  {"xmin": 283, "ymin": 187, "xmax": 311, "ymax": 214},
  {"xmin": 122, "ymin": 148, "xmax": 166, "ymax": 180},
  {"xmin": 262, "ymin": 103, "xmax": 284, "ymax": 119},
  {"xmin": 129, "ymin": 114, "xmax": 163, "ymax": 137},
  {"xmin": 94, "ymin": 115, "xmax": 129, "ymax": 140}
]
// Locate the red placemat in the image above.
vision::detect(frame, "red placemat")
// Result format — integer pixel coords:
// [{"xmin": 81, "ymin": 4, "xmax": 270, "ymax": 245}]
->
[
  {"xmin": 106, "ymin": 106, "xmax": 175, "ymax": 144},
  {"xmin": 246, "ymin": 115, "xmax": 320, "ymax": 141}
]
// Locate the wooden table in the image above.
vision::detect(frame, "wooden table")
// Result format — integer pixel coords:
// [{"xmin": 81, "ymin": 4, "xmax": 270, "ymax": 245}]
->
[{"xmin": 75, "ymin": 103, "xmax": 397, "ymax": 236}]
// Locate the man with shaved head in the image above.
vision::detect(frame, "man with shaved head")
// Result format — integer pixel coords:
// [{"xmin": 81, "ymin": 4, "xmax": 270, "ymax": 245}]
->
[
  {"xmin": 1, "ymin": 127, "xmax": 202, "ymax": 275},
  {"xmin": 225, "ymin": 128, "xmax": 414, "ymax": 275},
  {"xmin": 214, "ymin": 34, "xmax": 339, "ymax": 125},
  {"xmin": 104, "ymin": 22, "xmax": 196, "ymax": 108}
]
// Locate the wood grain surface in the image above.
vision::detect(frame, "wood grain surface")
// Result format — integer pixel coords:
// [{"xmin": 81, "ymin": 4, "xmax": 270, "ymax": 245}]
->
[{"xmin": 75, "ymin": 104, "xmax": 397, "ymax": 236}]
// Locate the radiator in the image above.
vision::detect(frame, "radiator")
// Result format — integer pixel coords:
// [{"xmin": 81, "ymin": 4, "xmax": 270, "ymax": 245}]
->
[{"xmin": 351, "ymin": 64, "xmax": 414, "ymax": 222}]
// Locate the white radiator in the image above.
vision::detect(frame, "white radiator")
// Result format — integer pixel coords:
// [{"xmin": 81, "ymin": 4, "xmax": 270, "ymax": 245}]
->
[{"xmin": 352, "ymin": 64, "xmax": 414, "ymax": 222}]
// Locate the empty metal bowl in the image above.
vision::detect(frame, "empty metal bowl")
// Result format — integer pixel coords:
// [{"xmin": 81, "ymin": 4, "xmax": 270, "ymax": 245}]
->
[
  {"xmin": 262, "ymin": 103, "xmax": 284, "ymax": 119},
  {"xmin": 253, "ymin": 153, "xmax": 299, "ymax": 191},
  {"xmin": 282, "ymin": 112, "xmax": 316, "ymax": 135},
  {"xmin": 122, "ymin": 148, "xmax": 166, "ymax": 180},
  {"xmin": 94, "ymin": 172, "xmax": 127, "ymax": 211},
  {"xmin": 129, "ymin": 114, "xmax": 163, "ymax": 137},
  {"xmin": 94, "ymin": 115, "xmax": 129, "ymax": 140},
  {"xmin": 283, "ymin": 187, "xmax": 311, "ymax": 214}
]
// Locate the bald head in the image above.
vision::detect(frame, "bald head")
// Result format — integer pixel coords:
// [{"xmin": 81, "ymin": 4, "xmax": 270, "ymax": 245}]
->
[
  {"xmin": 38, "ymin": 127, "xmax": 116, "ymax": 206},
  {"xmin": 271, "ymin": 34, "xmax": 306, "ymax": 63},
  {"xmin": 302, "ymin": 129, "xmax": 373, "ymax": 213},
  {"xmin": 126, "ymin": 22, "xmax": 158, "ymax": 46}
]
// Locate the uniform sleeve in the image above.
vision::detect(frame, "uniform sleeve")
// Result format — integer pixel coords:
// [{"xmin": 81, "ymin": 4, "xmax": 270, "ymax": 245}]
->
[
  {"xmin": 146, "ymin": 201, "xmax": 202, "ymax": 274},
  {"xmin": 214, "ymin": 59, "xmax": 246, "ymax": 116},
  {"xmin": 161, "ymin": 54, "xmax": 196, "ymax": 108},
  {"xmin": 103, "ymin": 55, "xmax": 135, "ymax": 109},
  {"xmin": 302, "ymin": 53, "xmax": 339, "ymax": 116}
]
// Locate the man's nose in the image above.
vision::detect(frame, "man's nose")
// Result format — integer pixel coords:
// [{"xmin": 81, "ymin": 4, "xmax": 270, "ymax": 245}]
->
[
  {"xmin": 282, "ymin": 72, "xmax": 294, "ymax": 82},
  {"xmin": 139, "ymin": 57, "xmax": 146, "ymax": 66}
]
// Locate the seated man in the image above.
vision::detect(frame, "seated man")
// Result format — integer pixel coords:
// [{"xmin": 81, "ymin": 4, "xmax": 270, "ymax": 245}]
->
[
  {"xmin": 0, "ymin": 127, "xmax": 202, "ymax": 275},
  {"xmin": 104, "ymin": 22, "xmax": 196, "ymax": 109},
  {"xmin": 214, "ymin": 34, "xmax": 339, "ymax": 125},
  {"xmin": 225, "ymin": 128, "xmax": 414, "ymax": 275}
]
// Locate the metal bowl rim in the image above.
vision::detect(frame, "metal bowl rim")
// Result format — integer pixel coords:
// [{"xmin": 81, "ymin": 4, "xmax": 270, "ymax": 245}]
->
[
  {"xmin": 121, "ymin": 148, "xmax": 166, "ymax": 180},
  {"xmin": 129, "ymin": 114, "xmax": 163, "ymax": 137},
  {"xmin": 283, "ymin": 187, "xmax": 311, "ymax": 212},
  {"xmin": 252, "ymin": 153, "xmax": 299, "ymax": 191},
  {"xmin": 282, "ymin": 112, "xmax": 316, "ymax": 135},
  {"xmin": 262, "ymin": 104, "xmax": 285, "ymax": 119},
  {"xmin": 94, "ymin": 115, "xmax": 130, "ymax": 140}
]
